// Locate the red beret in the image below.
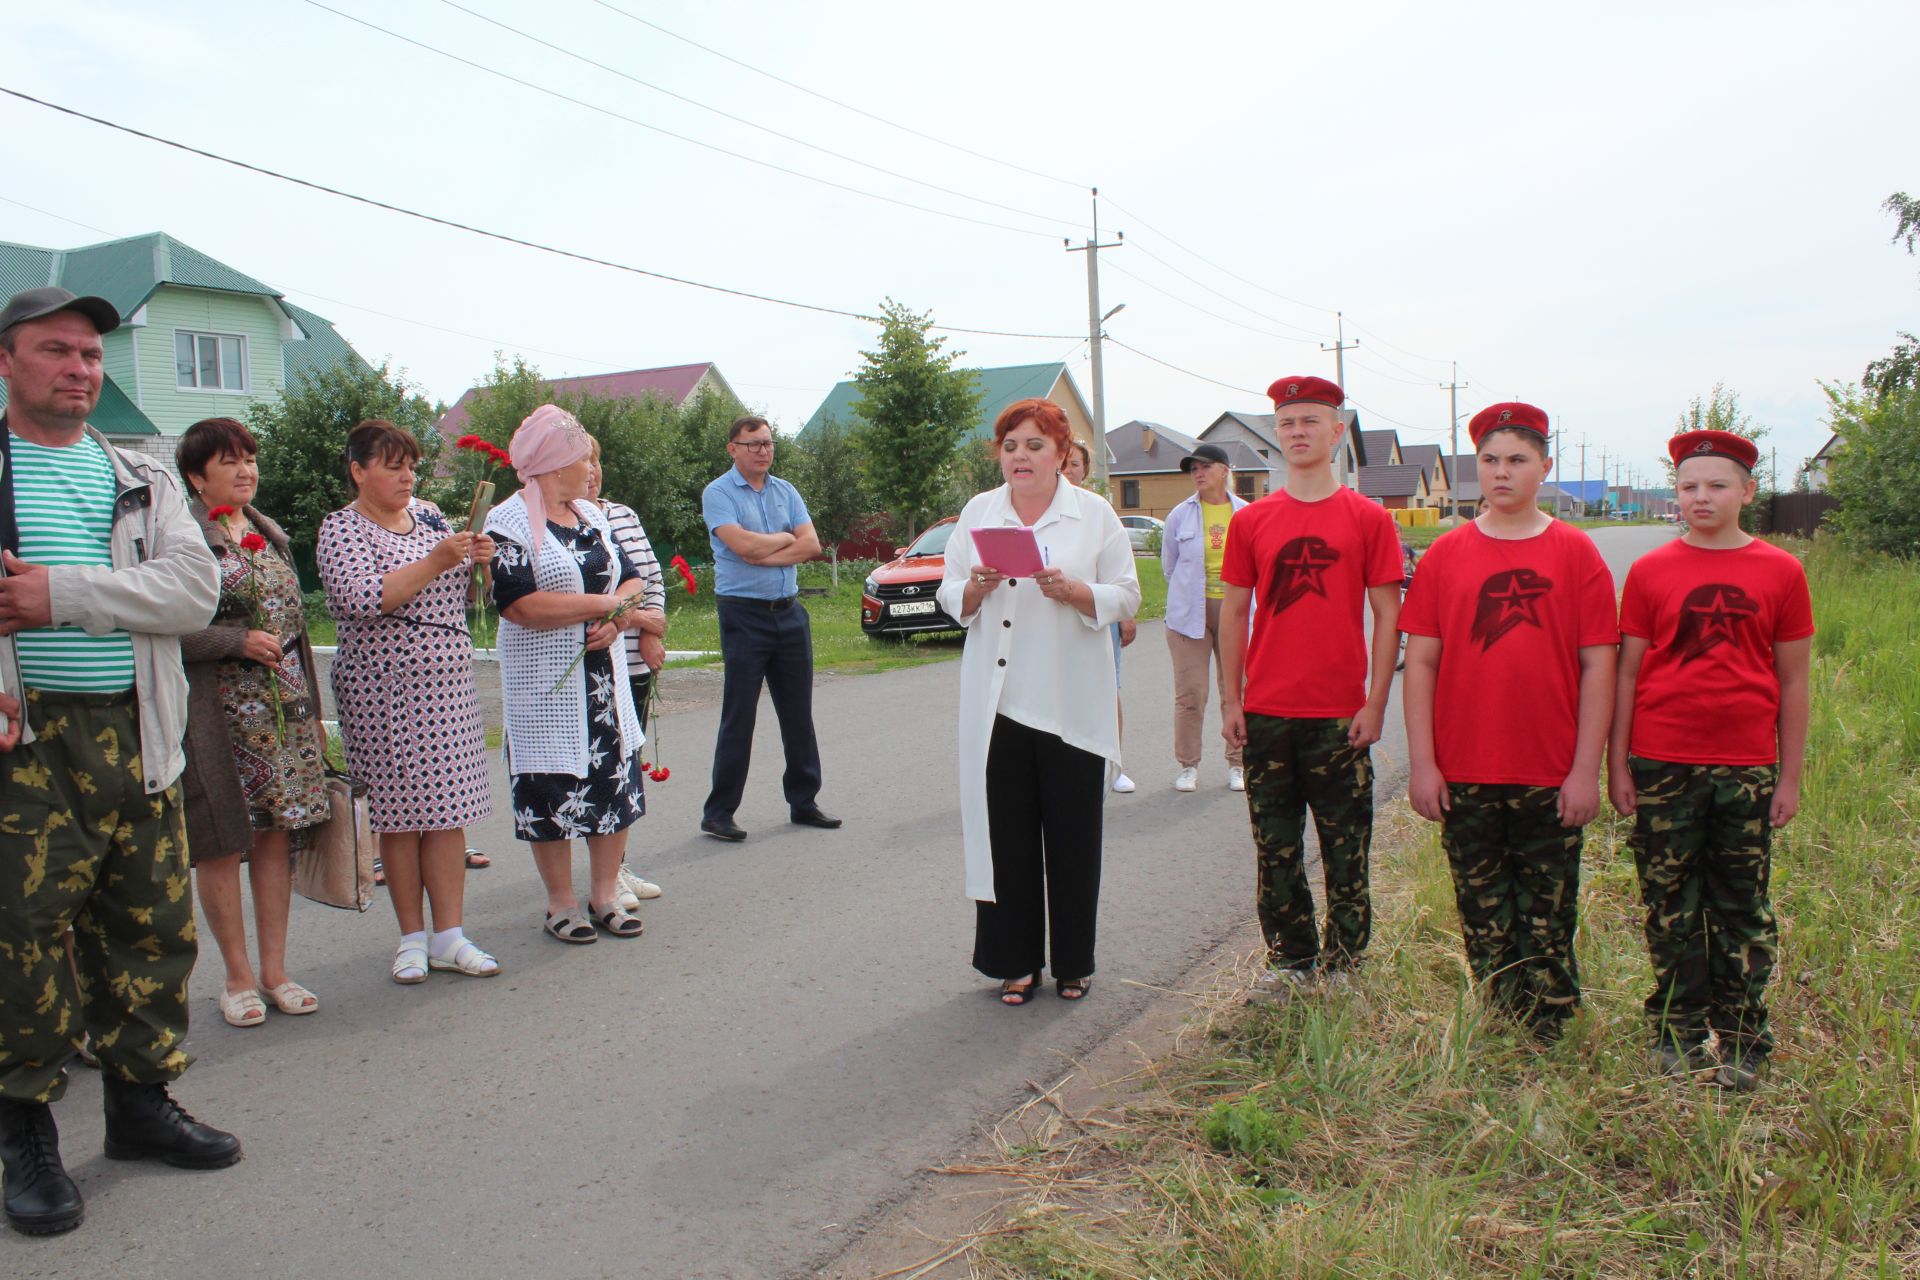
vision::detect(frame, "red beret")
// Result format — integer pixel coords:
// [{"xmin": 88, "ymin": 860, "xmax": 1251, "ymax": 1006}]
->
[
  {"xmin": 1468, "ymin": 402, "xmax": 1550, "ymax": 446},
  {"xmin": 1669, "ymin": 429, "xmax": 1757, "ymax": 471},
  {"xmin": 1267, "ymin": 375, "xmax": 1344, "ymax": 409}
]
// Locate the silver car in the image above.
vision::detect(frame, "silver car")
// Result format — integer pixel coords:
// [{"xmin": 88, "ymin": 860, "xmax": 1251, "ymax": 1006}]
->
[{"xmin": 1119, "ymin": 514, "xmax": 1164, "ymax": 554}]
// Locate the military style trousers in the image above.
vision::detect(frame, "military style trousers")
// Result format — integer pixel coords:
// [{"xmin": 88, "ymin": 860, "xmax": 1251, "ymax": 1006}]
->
[
  {"xmin": 1441, "ymin": 783, "xmax": 1583, "ymax": 1033},
  {"xmin": 1627, "ymin": 757, "xmax": 1778, "ymax": 1057},
  {"xmin": 0, "ymin": 690, "xmax": 196, "ymax": 1102},
  {"xmin": 1244, "ymin": 714, "xmax": 1372, "ymax": 971}
]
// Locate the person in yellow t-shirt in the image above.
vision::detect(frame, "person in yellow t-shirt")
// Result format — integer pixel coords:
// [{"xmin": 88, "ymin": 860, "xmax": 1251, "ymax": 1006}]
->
[{"xmin": 1161, "ymin": 444, "xmax": 1249, "ymax": 792}]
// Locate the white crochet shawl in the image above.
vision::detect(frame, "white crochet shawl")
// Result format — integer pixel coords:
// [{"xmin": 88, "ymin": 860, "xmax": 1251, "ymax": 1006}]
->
[{"xmin": 485, "ymin": 493, "xmax": 643, "ymax": 777}]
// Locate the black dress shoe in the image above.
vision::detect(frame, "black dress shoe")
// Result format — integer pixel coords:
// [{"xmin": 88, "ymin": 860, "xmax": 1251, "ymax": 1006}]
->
[
  {"xmin": 790, "ymin": 806, "xmax": 843, "ymax": 829},
  {"xmin": 101, "ymin": 1079, "xmax": 242, "ymax": 1170},
  {"xmin": 1, "ymin": 1099, "xmax": 84, "ymax": 1235},
  {"xmin": 700, "ymin": 817, "xmax": 748, "ymax": 842}
]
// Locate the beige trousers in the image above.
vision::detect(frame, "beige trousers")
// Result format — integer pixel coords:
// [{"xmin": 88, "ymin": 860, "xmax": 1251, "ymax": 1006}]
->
[{"xmin": 1167, "ymin": 596, "xmax": 1243, "ymax": 768}]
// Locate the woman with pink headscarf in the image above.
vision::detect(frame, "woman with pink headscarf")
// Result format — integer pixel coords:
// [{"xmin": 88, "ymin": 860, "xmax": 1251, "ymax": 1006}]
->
[{"xmin": 483, "ymin": 405, "xmax": 651, "ymax": 943}]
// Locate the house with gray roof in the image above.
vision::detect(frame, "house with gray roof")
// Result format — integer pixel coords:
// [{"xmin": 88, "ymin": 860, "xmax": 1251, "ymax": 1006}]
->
[
  {"xmin": 1357, "ymin": 463, "xmax": 1430, "ymax": 509},
  {"xmin": 1196, "ymin": 408, "xmax": 1367, "ymax": 490},
  {"xmin": 1106, "ymin": 419, "xmax": 1271, "ymax": 516},
  {"xmin": 0, "ymin": 233, "xmax": 364, "ymax": 457},
  {"xmin": 1398, "ymin": 443, "xmax": 1449, "ymax": 508}
]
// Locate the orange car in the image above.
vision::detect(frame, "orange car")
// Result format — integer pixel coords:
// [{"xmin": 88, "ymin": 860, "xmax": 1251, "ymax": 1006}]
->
[{"xmin": 861, "ymin": 517, "xmax": 962, "ymax": 636}]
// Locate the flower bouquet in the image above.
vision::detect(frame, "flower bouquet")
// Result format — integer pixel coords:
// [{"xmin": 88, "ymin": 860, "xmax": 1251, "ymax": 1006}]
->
[{"xmin": 208, "ymin": 506, "xmax": 286, "ymax": 743}]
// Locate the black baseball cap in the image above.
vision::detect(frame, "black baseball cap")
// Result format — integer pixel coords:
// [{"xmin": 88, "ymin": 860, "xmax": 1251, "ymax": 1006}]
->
[
  {"xmin": 1180, "ymin": 443, "xmax": 1231, "ymax": 472},
  {"xmin": 0, "ymin": 286, "xmax": 121, "ymax": 338}
]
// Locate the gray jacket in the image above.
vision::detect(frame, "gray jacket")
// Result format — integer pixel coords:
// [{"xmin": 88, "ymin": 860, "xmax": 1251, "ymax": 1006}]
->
[{"xmin": 0, "ymin": 421, "xmax": 219, "ymax": 792}]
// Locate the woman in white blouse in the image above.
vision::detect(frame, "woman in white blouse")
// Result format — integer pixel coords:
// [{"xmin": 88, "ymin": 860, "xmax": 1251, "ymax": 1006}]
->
[
  {"xmin": 936, "ymin": 398, "xmax": 1140, "ymax": 1005},
  {"xmin": 483, "ymin": 406, "xmax": 650, "ymax": 944}
]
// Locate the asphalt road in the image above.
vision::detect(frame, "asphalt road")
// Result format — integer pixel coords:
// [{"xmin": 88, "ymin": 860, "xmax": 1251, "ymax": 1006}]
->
[{"xmin": 4, "ymin": 525, "xmax": 1666, "ymax": 1279}]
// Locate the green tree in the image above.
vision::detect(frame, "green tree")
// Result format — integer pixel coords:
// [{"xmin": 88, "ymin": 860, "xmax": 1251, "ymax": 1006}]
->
[
  {"xmin": 781, "ymin": 418, "xmax": 869, "ymax": 586},
  {"xmin": 1669, "ymin": 384, "xmax": 1773, "ymax": 528},
  {"xmin": 247, "ymin": 359, "xmax": 442, "ymax": 580},
  {"xmin": 1823, "ymin": 385, "xmax": 1920, "ymax": 557},
  {"xmin": 1864, "ymin": 196, "xmax": 1920, "ymax": 402},
  {"xmin": 940, "ymin": 434, "xmax": 1003, "ymax": 514},
  {"xmin": 848, "ymin": 299, "xmax": 982, "ymax": 541}
]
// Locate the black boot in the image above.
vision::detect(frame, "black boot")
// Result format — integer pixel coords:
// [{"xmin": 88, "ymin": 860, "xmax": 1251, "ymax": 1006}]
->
[
  {"xmin": 1, "ymin": 1099, "xmax": 84, "ymax": 1235},
  {"xmin": 101, "ymin": 1079, "xmax": 242, "ymax": 1169}
]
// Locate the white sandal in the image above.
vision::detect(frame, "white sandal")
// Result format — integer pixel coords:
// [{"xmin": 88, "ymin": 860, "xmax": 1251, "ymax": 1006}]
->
[
  {"xmin": 220, "ymin": 987, "xmax": 267, "ymax": 1027},
  {"xmin": 392, "ymin": 939, "xmax": 429, "ymax": 985},
  {"xmin": 428, "ymin": 937, "xmax": 501, "ymax": 977}
]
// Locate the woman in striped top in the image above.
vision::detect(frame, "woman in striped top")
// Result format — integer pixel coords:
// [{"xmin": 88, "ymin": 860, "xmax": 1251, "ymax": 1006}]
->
[{"xmin": 586, "ymin": 436, "xmax": 667, "ymax": 907}]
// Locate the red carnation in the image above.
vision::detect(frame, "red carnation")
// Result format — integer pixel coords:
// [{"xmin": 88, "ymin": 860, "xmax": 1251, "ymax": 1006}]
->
[
  {"xmin": 650, "ymin": 767, "xmax": 670, "ymax": 782},
  {"xmin": 491, "ymin": 446, "xmax": 514, "ymax": 466},
  {"xmin": 239, "ymin": 532, "xmax": 268, "ymax": 552},
  {"xmin": 670, "ymin": 554, "xmax": 697, "ymax": 596},
  {"xmin": 206, "ymin": 505, "xmax": 236, "ymax": 521}
]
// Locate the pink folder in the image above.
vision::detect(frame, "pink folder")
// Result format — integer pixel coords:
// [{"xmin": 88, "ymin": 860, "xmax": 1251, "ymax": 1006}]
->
[{"xmin": 970, "ymin": 526, "xmax": 1047, "ymax": 577}]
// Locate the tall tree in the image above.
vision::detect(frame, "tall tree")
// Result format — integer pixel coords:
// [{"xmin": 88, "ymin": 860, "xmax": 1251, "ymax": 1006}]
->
[
  {"xmin": 781, "ymin": 419, "xmax": 868, "ymax": 586},
  {"xmin": 1823, "ymin": 383, "xmax": 1920, "ymax": 557},
  {"xmin": 247, "ymin": 359, "xmax": 441, "ymax": 580},
  {"xmin": 1864, "ymin": 194, "xmax": 1920, "ymax": 402},
  {"xmin": 1669, "ymin": 384, "xmax": 1774, "ymax": 499},
  {"xmin": 848, "ymin": 299, "xmax": 982, "ymax": 541}
]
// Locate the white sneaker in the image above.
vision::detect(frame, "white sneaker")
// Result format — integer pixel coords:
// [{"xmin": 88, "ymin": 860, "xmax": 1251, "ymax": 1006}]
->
[
  {"xmin": 1174, "ymin": 767, "xmax": 1199, "ymax": 793},
  {"xmin": 1112, "ymin": 772, "xmax": 1136, "ymax": 794},
  {"xmin": 1227, "ymin": 766, "xmax": 1246, "ymax": 791},
  {"xmin": 1247, "ymin": 967, "xmax": 1311, "ymax": 1006},
  {"xmin": 615, "ymin": 863, "xmax": 662, "ymax": 912}
]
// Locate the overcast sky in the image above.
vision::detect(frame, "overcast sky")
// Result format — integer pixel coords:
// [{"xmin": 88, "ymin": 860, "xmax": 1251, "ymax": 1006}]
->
[{"xmin": 6, "ymin": 0, "xmax": 1916, "ymax": 485}]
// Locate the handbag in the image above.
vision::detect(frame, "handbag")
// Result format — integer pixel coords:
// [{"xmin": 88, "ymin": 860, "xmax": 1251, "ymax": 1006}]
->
[{"xmin": 293, "ymin": 768, "xmax": 376, "ymax": 912}]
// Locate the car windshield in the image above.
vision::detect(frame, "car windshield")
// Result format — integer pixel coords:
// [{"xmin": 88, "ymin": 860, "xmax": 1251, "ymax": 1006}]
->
[{"xmin": 906, "ymin": 523, "xmax": 954, "ymax": 557}]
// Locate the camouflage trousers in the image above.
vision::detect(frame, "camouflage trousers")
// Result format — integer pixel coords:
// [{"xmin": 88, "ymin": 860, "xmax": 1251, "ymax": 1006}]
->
[
  {"xmin": 1441, "ymin": 784, "xmax": 1583, "ymax": 1032},
  {"xmin": 1628, "ymin": 757, "xmax": 1777, "ymax": 1057},
  {"xmin": 0, "ymin": 689, "xmax": 197, "ymax": 1102},
  {"xmin": 1244, "ymin": 715, "xmax": 1372, "ymax": 971}
]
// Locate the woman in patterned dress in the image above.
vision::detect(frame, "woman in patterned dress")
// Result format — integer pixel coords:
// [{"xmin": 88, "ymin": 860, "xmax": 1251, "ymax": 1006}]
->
[
  {"xmin": 483, "ymin": 406, "xmax": 649, "ymax": 944},
  {"xmin": 176, "ymin": 417, "xmax": 330, "ymax": 1028},
  {"xmin": 316, "ymin": 419, "xmax": 499, "ymax": 984}
]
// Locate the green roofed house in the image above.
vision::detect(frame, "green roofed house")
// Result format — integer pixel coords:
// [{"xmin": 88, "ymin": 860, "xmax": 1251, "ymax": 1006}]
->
[
  {"xmin": 800, "ymin": 361, "xmax": 1100, "ymax": 481},
  {"xmin": 0, "ymin": 232, "xmax": 365, "ymax": 459}
]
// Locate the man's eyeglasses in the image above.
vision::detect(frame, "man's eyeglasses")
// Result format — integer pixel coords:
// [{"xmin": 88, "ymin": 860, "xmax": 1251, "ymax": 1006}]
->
[{"xmin": 733, "ymin": 440, "xmax": 775, "ymax": 452}]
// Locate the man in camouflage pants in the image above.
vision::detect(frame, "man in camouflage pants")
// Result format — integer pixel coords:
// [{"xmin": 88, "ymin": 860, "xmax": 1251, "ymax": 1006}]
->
[
  {"xmin": 1440, "ymin": 784, "xmax": 1583, "ymax": 1030},
  {"xmin": 0, "ymin": 287, "xmax": 236, "ymax": 1236},
  {"xmin": 1245, "ymin": 716, "xmax": 1374, "ymax": 971}
]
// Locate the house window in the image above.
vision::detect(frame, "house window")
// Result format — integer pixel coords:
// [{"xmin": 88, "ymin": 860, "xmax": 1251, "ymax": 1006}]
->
[
  {"xmin": 1236, "ymin": 473, "xmax": 1257, "ymax": 501},
  {"xmin": 175, "ymin": 331, "xmax": 248, "ymax": 392},
  {"xmin": 1120, "ymin": 479, "xmax": 1139, "ymax": 508}
]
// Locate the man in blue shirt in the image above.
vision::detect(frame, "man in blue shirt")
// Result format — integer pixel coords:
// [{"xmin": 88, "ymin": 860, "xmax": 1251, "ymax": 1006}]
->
[{"xmin": 699, "ymin": 416, "xmax": 839, "ymax": 840}]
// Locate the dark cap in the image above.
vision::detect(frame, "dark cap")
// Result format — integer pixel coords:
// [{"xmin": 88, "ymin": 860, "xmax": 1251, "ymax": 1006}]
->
[
  {"xmin": 0, "ymin": 286, "xmax": 121, "ymax": 339},
  {"xmin": 1180, "ymin": 443, "xmax": 1232, "ymax": 473}
]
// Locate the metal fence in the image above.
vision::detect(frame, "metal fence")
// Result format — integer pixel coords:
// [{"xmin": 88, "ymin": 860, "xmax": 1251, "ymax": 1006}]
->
[{"xmin": 1761, "ymin": 493, "xmax": 1839, "ymax": 537}]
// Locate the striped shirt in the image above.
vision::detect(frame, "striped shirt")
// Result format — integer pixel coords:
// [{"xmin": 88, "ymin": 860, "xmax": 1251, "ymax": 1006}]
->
[
  {"xmin": 9, "ymin": 432, "xmax": 135, "ymax": 692},
  {"xmin": 601, "ymin": 500, "xmax": 665, "ymax": 673}
]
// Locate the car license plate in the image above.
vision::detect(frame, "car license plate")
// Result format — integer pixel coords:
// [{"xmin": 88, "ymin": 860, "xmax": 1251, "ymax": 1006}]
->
[{"xmin": 891, "ymin": 600, "xmax": 937, "ymax": 616}]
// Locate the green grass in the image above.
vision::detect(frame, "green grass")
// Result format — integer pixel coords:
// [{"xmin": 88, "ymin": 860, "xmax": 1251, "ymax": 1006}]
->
[
  {"xmin": 305, "ymin": 554, "xmax": 1170, "ymax": 677},
  {"xmin": 975, "ymin": 535, "xmax": 1920, "ymax": 1280}
]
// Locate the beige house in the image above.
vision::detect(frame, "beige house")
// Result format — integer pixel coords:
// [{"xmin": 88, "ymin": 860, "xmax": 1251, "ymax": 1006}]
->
[{"xmin": 1106, "ymin": 420, "xmax": 1272, "ymax": 516}]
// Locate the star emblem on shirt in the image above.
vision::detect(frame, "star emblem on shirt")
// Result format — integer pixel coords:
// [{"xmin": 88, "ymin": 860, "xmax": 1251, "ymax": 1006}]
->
[
  {"xmin": 1673, "ymin": 583, "xmax": 1759, "ymax": 664},
  {"xmin": 1469, "ymin": 568, "xmax": 1554, "ymax": 649},
  {"xmin": 1266, "ymin": 536, "xmax": 1341, "ymax": 614}
]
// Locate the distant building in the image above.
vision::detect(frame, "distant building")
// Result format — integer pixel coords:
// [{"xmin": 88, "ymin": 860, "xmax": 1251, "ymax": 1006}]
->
[
  {"xmin": 1357, "ymin": 463, "xmax": 1430, "ymax": 510},
  {"xmin": 1105, "ymin": 420, "xmax": 1271, "ymax": 516},
  {"xmin": 1803, "ymin": 433, "xmax": 1842, "ymax": 492},
  {"xmin": 436, "ymin": 362, "xmax": 739, "ymax": 442},
  {"xmin": 1358, "ymin": 428, "xmax": 1402, "ymax": 468},
  {"xmin": 0, "ymin": 232, "xmax": 363, "ymax": 460},
  {"xmin": 1398, "ymin": 443, "xmax": 1450, "ymax": 509}
]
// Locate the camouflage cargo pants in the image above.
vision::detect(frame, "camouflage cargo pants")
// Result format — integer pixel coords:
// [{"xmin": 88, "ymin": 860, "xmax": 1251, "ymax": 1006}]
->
[
  {"xmin": 0, "ymin": 689, "xmax": 197, "ymax": 1102},
  {"xmin": 1441, "ymin": 784, "xmax": 1583, "ymax": 1032},
  {"xmin": 1244, "ymin": 714, "xmax": 1372, "ymax": 971},
  {"xmin": 1628, "ymin": 756, "xmax": 1777, "ymax": 1057}
]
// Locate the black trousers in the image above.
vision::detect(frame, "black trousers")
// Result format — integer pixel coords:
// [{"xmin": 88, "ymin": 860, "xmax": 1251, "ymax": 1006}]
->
[
  {"xmin": 973, "ymin": 715, "xmax": 1105, "ymax": 982},
  {"xmin": 704, "ymin": 597, "xmax": 823, "ymax": 822}
]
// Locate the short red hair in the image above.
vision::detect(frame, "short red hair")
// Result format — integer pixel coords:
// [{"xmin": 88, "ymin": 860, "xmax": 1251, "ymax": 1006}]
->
[{"xmin": 993, "ymin": 397, "xmax": 1073, "ymax": 456}]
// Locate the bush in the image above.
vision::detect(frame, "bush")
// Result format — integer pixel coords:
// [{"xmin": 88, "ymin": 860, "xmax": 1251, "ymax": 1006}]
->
[{"xmin": 1824, "ymin": 384, "xmax": 1920, "ymax": 557}]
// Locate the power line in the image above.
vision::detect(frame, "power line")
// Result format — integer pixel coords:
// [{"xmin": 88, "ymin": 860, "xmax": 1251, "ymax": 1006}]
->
[
  {"xmin": 586, "ymin": 0, "xmax": 1088, "ymax": 192},
  {"xmin": 429, "ymin": 0, "xmax": 1081, "ymax": 234},
  {"xmin": 1103, "ymin": 260, "xmax": 1320, "ymax": 348},
  {"xmin": 0, "ymin": 85, "xmax": 1083, "ymax": 342},
  {"xmin": 1123, "ymin": 239, "xmax": 1330, "ymax": 341},
  {"xmin": 1349, "ymin": 398, "xmax": 1448, "ymax": 437},
  {"xmin": 296, "ymin": 0, "xmax": 1062, "ymax": 241},
  {"xmin": 1105, "ymin": 338, "xmax": 1262, "ymax": 397},
  {"xmin": 1100, "ymin": 196, "xmax": 1337, "ymax": 317}
]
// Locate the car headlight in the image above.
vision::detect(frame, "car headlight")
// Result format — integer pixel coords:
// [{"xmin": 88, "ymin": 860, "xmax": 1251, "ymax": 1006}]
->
[{"xmin": 863, "ymin": 577, "xmax": 878, "ymax": 596}]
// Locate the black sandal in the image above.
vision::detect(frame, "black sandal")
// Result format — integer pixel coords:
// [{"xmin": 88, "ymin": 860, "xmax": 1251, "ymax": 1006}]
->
[
  {"xmin": 1000, "ymin": 974, "xmax": 1041, "ymax": 1006},
  {"xmin": 1057, "ymin": 976, "xmax": 1092, "ymax": 1001}
]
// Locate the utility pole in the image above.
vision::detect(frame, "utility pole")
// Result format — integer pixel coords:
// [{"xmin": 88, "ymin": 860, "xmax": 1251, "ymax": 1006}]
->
[
  {"xmin": 1577, "ymin": 435, "xmax": 1589, "ymax": 518},
  {"xmin": 1597, "ymin": 446, "xmax": 1609, "ymax": 514},
  {"xmin": 1440, "ymin": 362, "xmax": 1467, "ymax": 519},
  {"xmin": 1321, "ymin": 311, "xmax": 1359, "ymax": 391},
  {"xmin": 1065, "ymin": 187, "xmax": 1122, "ymax": 488}
]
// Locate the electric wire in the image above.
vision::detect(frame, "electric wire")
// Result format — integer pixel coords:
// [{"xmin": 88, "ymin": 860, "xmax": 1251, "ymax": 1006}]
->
[
  {"xmin": 586, "ymin": 0, "xmax": 1089, "ymax": 192},
  {"xmin": 0, "ymin": 86, "xmax": 1084, "ymax": 342},
  {"xmin": 1105, "ymin": 338, "xmax": 1262, "ymax": 397},
  {"xmin": 430, "ymin": 0, "xmax": 1083, "ymax": 233},
  {"xmin": 296, "ymin": 0, "xmax": 1063, "ymax": 241},
  {"xmin": 1103, "ymin": 260, "xmax": 1321, "ymax": 348}
]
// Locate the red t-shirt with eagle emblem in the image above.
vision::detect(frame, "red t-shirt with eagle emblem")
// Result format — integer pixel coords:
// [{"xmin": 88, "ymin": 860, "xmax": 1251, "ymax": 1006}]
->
[
  {"xmin": 1399, "ymin": 520, "xmax": 1620, "ymax": 785},
  {"xmin": 1221, "ymin": 487, "xmax": 1403, "ymax": 718},
  {"xmin": 1619, "ymin": 539, "xmax": 1813, "ymax": 765}
]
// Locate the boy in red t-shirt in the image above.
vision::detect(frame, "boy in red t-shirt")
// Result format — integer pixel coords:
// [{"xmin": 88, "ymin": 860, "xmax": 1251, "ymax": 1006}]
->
[
  {"xmin": 1221, "ymin": 376, "xmax": 1403, "ymax": 999},
  {"xmin": 1400, "ymin": 403, "xmax": 1618, "ymax": 1041},
  {"xmin": 1608, "ymin": 429, "xmax": 1812, "ymax": 1091}
]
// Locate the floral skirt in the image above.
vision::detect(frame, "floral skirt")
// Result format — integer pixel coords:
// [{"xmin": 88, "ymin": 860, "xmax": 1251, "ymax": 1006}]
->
[
  {"xmin": 509, "ymin": 651, "xmax": 646, "ymax": 842},
  {"xmin": 216, "ymin": 658, "xmax": 328, "ymax": 832}
]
